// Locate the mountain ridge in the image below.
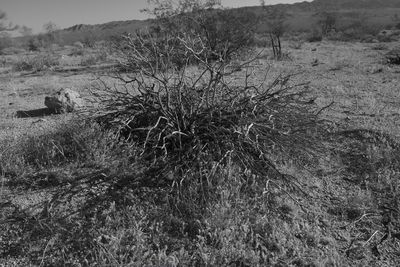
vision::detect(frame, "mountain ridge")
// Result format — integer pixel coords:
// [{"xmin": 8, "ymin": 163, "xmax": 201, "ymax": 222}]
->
[{"xmin": 18, "ymin": 0, "xmax": 400, "ymax": 45}]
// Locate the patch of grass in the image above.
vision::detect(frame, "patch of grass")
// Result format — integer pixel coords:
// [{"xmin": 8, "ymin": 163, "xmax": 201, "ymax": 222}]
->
[
  {"xmin": 0, "ymin": 119, "xmax": 132, "ymax": 187},
  {"xmin": 80, "ymin": 51, "xmax": 107, "ymax": 66},
  {"xmin": 12, "ymin": 53, "xmax": 59, "ymax": 72}
]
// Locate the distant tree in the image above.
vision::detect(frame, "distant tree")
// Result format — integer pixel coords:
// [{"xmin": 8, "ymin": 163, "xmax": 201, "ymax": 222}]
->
[
  {"xmin": 143, "ymin": 0, "xmax": 258, "ymax": 63},
  {"xmin": 43, "ymin": 21, "xmax": 58, "ymax": 34},
  {"xmin": 317, "ymin": 11, "xmax": 337, "ymax": 35},
  {"xmin": 27, "ymin": 36, "xmax": 41, "ymax": 51},
  {"xmin": 42, "ymin": 21, "xmax": 61, "ymax": 46},
  {"xmin": 260, "ymin": 0, "xmax": 287, "ymax": 59}
]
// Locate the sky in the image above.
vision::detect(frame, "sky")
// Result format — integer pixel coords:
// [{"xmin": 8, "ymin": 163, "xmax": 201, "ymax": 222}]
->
[{"xmin": 1, "ymin": 0, "xmax": 311, "ymax": 34}]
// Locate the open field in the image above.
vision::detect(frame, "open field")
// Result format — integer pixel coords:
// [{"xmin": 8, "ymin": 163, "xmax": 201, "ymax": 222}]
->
[{"xmin": 1, "ymin": 37, "xmax": 400, "ymax": 266}]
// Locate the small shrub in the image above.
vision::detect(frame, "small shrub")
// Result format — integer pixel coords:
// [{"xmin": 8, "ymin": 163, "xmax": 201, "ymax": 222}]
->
[
  {"xmin": 27, "ymin": 37, "xmax": 41, "ymax": 51},
  {"xmin": 386, "ymin": 48, "xmax": 400, "ymax": 64},
  {"xmin": 307, "ymin": 28, "xmax": 323, "ymax": 42},
  {"xmin": 12, "ymin": 54, "xmax": 59, "ymax": 72},
  {"xmin": 82, "ymin": 34, "xmax": 97, "ymax": 48},
  {"xmin": 80, "ymin": 51, "xmax": 107, "ymax": 66}
]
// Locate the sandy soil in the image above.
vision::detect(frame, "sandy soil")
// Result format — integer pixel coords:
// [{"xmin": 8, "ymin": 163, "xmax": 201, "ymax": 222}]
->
[{"xmin": 1, "ymin": 41, "xmax": 399, "ymax": 139}]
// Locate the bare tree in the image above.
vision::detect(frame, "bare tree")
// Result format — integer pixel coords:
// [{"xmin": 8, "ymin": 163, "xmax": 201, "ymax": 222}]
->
[
  {"xmin": 316, "ymin": 11, "xmax": 337, "ymax": 35},
  {"xmin": 260, "ymin": 0, "xmax": 286, "ymax": 59},
  {"xmin": 43, "ymin": 21, "xmax": 58, "ymax": 33},
  {"xmin": 42, "ymin": 21, "xmax": 60, "ymax": 45}
]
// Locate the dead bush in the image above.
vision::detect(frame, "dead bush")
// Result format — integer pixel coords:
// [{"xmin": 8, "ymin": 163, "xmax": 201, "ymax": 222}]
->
[{"xmin": 88, "ymin": 31, "xmax": 329, "ymax": 198}]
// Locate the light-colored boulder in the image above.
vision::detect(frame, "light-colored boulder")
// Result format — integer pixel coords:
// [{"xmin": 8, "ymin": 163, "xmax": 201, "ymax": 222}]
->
[{"xmin": 45, "ymin": 88, "xmax": 85, "ymax": 113}]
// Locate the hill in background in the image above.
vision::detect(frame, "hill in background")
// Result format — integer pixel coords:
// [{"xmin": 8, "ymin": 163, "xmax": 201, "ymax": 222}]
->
[{"xmin": 8, "ymin": 0, "xmax": 400, "ymax": 49}]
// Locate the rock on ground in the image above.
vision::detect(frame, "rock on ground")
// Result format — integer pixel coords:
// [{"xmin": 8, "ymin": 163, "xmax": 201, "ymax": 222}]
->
[{"xmin": 44, "ymin": 88, "xmax": 85, "ymax": 113}]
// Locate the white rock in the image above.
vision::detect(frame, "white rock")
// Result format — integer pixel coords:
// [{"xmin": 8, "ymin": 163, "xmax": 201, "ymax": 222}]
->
[{"xmin": 45, "ymin": 88, "xmax": 85, "ymax": 113}]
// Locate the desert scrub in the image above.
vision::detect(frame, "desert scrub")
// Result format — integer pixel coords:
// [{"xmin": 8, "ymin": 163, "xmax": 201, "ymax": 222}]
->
[
  {"xmin": 17, "ymin": 13, "xmax": 331, "ymax": 266},
  {"xmin": 89, "ymin": 27, "xmax": 330, "ymax": 203},
  {"xmin": 12, "ymin": 53, "xmax": 59, "ymax": 72},
  {"xmin": 0, "ymin": 2, "xmax": 335, "ymax": 266}
]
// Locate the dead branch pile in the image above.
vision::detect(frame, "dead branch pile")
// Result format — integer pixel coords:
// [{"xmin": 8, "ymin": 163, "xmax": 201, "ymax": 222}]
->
[{"xmin": 87, "ymin": 32, "xmax": 328, "ymax": 189}]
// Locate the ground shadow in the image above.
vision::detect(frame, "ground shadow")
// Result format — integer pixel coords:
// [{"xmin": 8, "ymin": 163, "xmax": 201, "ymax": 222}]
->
[{"xmin": 16, "ymin": 108, "xmax": 56, "ymax": 118}]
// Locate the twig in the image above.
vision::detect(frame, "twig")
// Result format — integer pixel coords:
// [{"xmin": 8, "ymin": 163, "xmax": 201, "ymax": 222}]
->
[
  {"xmin": 40, "ymin": 237, "xmax": 55, "ymax": 267},
  {"xmin": 364, "ymin": 230, "xmax": 380, "ymax": 247},
  {"xmin": 340, "ymin": 212, "xmax": 377, "ymax": 229},
  {"xmin": 316, "ymin": 100, "xmax": 335, "ymax": 116}
]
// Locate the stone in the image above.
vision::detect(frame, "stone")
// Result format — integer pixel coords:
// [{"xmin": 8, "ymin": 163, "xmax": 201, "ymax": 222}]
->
[{"xmin": 44, "ymin": 88, "xmax": 85, "ymax": 113}]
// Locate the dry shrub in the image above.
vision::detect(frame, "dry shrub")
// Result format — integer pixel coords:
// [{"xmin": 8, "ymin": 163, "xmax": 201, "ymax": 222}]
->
[
  {"xmin": 80, "ymin": 51, "xmax": 107, "ymax": 66},
  {"xmin": 386, "ymin": 48, "xmax": 400, "ymax": 64},
  {"xmin": 12, "ymin": 53, "xmax": 59, "ymax": 72},
  {"xmin": 88, "ymin": 31, "xmax": 329, "ymax": 195},
  {"xmin": 307, "ymin": 28, "xmax": 323, "ymax": 42}
]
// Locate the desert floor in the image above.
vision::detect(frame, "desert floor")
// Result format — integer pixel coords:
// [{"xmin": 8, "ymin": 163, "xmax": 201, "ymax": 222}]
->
[{"xmin": 1, "ymin": 40, "xmax": 400, "ymax": 266}]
